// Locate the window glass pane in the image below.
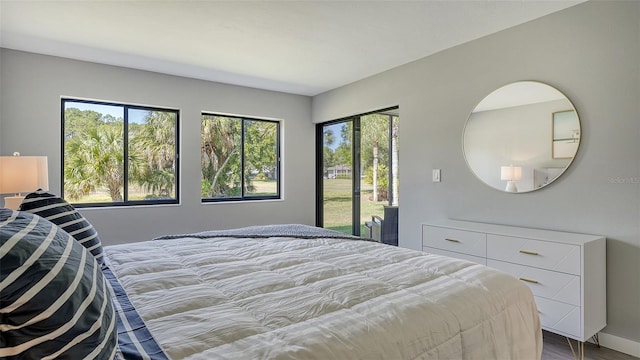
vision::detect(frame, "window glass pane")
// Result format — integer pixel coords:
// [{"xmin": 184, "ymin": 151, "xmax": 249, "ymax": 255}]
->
[
  {"xmin": 201, "ymin": 115, "xmax": 242, "ymax": 199},
  {"xmin": 128, "ymin": 108, "xmax": 177, "ymax": 201},
  {"xmin": 63, "ymin": 101, "xmax": 124, "ymax": 204},
  {"xmin": 63, "ymin": 99, "xmax": 179, "ymax": 207},
  {"xmin": 391, "ymin": 115, "xmax": 399, "ymax": 205},
  {"xmin": 244, "ymin": 120, "xmax": 278, "ymax": 197},
  {"xmin": 322, "ymin": 122, "xmax": 353, "ymax": 234},
  {"xmin": 359, "ymin": 113, "xmax": 390, "ymax": 234}
]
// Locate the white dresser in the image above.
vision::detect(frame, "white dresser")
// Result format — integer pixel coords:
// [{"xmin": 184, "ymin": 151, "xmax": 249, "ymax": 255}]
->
[{"xmin": 422, "ymin": 220, "xmax": 606, "ymax": 342}]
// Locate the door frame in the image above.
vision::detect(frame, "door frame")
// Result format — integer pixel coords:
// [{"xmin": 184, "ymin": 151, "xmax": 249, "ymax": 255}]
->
[{"xmin": 316, "ymin": 106, "xmax": 398, "ymax": 235}]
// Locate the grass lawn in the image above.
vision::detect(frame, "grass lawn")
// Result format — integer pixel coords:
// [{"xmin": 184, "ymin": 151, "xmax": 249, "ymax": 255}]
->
[
  {"xmin": 323, "ymin": 178, "xmax": 386, "ymax": 235},
  {"xmin": 249, "ymin": 179, "xmax": 277, "ymax": 195},
  {"xmin": 68, "ymin": 179, "xmax": 278, "ymax": 204},
  {"xmin": 66, "ymin": 185, "xmax": 174, "ymax": 204}
]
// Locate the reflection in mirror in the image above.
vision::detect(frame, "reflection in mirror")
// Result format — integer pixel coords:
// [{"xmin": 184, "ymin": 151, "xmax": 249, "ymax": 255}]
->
[{"xmin": 463, "ymin": 81, "xmax": 580, "ymax": 193}]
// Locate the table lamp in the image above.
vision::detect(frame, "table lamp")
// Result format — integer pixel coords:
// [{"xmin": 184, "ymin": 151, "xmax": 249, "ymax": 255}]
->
[
  {"xmin": 0, "ymin": 152, "xmax": 49, "ymax": 209},
  {"xmin": 500, "ymin": 165, "xmax": 522, "ymax": 193}
]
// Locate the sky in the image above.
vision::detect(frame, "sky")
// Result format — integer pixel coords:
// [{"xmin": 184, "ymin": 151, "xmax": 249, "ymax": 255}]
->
[{"xmin": 65, "ymin": 101, "xmax": 148, "ymax": 124}]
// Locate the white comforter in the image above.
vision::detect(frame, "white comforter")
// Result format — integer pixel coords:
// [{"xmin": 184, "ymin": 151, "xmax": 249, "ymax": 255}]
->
[{"xmin": 104, "ymin": 233, "xmax": 542, "ymax": 359}]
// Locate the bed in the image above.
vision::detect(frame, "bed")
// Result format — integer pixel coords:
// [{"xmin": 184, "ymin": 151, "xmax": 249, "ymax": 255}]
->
[
  {"xmin": 104, "ymin": 224, "xmax": 542, "ymax": 359},
  {"xmin": 1, "ymin": 202, "xmax": 542, "ymax": 360}
]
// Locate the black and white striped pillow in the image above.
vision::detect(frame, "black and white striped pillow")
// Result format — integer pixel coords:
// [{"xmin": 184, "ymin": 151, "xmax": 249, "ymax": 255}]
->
[
  {"xmin": 19, "ymin": 190, "xmax": 104, "ymax": 265},
  {"xmin": 0, "ymin": 209, "xmax": 117, "ymax": 359}
]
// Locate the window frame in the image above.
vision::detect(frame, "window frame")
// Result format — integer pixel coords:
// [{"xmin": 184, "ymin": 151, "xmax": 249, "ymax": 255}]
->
[
  {"xmin": 201, "ymin": 112, "xmax": 281, "ymax": 203},
  {"xmin": 61, "ymin": 98, "xmax": 180, "ymax": 208}
]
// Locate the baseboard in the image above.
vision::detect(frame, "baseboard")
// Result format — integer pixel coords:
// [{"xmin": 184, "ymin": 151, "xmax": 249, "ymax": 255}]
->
[{"xmin": 597, "ymin": 332, "xmax": 640, "ymax": 357}]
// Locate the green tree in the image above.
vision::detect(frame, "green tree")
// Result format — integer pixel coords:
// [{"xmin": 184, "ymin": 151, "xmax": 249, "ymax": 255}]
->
[
  {"xmin": 332, "ymin": 123, "xmax": 352, "ymax": 170},
  {"xmin": 333, "ymin": 143, "xmax": 352, "ymax": 171},
  {"xmin": 201, "ymin": 116, "xmax": 279, "ymax": 198},
  {"xmin": 129, "ymin": 111, "xmax": 177, "ymax": 198},
  {"xmin": 391, "ymin": 115, "xmax": 399, "ymax": 205},
  {"xmin": 324, "ymin": 128, "xmax": 335, "ymax": 147},
  {"xmin": 64, "ymin": 124, "xmax": 125, "ymax": 201},
  {"xmin": 64, "ymin": 108, "xmax": 103, "ymax": 139},
  {"xmin": 361, "ymin": 114, "xmax": 390, "ymax": 201},
  {"xmin": 323, "ymin": 128, "xmax": 336, "ymax": 172},
  {"xmin": 244, "ymin": 120, "xmax": 277, "ymax": 184},
  {"xmin": 63, "ymin": 105, "xmax": 179, "ymax": 203},
  {"xmin": 201, "ymin": 116, "xmax": 242, "ymax": 198}
]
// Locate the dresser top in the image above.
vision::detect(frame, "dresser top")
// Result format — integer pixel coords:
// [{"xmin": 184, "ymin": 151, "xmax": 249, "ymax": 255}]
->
[{"xmin": 423, "ymin": 219, "xmax": 605, "ymax": 245}]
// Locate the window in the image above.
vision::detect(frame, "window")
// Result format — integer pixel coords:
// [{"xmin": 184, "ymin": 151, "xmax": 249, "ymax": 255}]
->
[
  {"xmin": 201, "ymin": 114, "xmax": 280, "ymax": 202},
  {"xmin": 62, "ymin": 99, "xmax": 179, "ymax": 207}
]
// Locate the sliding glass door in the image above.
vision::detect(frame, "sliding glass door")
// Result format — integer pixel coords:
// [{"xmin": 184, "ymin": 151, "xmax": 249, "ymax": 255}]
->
[
  {"xmin": 319, "ymin": 120, "xmax": 356, "ymax": 234},
  {"xmin": 317, "ymin": 108, "xmax": 399, "ymax": 236}
]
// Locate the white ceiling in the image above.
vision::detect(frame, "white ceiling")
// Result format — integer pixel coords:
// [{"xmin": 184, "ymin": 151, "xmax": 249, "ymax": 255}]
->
[{"xmin": 0, "ymin": 0, "xmax": 584, "ymax": 96}]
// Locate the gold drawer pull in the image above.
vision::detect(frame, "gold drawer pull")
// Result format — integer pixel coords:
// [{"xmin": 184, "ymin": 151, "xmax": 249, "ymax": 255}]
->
[
  {"xmin": 519, "ymin": 250, "xmax": 539, "ymax": 256},
  {"xmin": 445, "ymin": 238, "xmax": 461, "ymax": 243},
  {"xmin": 519, "ymin": 277, "xmax": 539, "ymax": 284}
]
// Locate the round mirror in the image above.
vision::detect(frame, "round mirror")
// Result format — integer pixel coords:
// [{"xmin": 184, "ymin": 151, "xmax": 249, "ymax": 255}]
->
[{"xmin": 463, "ymin": 81, "xmax": 580, "ymax": 193}]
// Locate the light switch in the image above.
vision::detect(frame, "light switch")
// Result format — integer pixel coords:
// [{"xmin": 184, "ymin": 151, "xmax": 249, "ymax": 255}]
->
[{"xmin": 432, "ymin": 169, "xmax": 441, "ymax": 182}]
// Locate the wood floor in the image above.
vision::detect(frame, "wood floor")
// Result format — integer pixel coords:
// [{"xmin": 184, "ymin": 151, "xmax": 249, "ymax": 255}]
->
[{"xmin": 542, "ymin": 331, "xmax": 639, "ymax": 360}]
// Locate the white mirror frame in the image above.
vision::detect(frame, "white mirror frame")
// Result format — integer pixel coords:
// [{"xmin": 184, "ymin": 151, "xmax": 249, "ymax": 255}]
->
[{"xmin": 463, "ymin": 81, "xmax": 580, "ymax": 193}]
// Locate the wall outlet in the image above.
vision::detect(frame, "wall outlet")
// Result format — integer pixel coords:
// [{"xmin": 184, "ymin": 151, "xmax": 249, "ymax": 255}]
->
[{"xmin": 432, "ymin": 169, "xmax": 441, "ymax": 182}]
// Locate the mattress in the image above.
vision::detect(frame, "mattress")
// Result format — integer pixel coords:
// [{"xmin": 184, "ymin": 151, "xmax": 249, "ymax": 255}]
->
[{"xmin": 103, "ymin": 224, "xmax": 542, "ymax": 359}]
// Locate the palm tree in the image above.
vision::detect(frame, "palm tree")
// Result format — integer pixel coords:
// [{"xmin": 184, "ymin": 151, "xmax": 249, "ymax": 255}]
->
[
  {"xmin": 64, "ymin": 124, "xmax": 124, "ymax": 201},
  {"xmin": 129, "ymin": 111, "xmax": 177, "ymax": 198}
]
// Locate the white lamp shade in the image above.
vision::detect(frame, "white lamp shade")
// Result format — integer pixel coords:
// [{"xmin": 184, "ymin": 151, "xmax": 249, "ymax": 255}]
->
[
  {"xmin": 500, "ymin": 166, "xmax": 522, "ymax": 181},
  {"xmin": 0, "ymin": 156, "xmax": 49, "ymax": 194}
]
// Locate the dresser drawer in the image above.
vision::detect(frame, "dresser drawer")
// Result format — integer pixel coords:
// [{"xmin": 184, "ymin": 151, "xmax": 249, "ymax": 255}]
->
[
  {"xmin": 487, "ymin": 234, "xmax": 581, "ymax": 275},
  {"xmin": 423, "ymin": 226, "xmax": 486, "ymax": 258},
  {"xmin": 488, "ymin": 259, "xmax": 580, "ymax": 306},
  {"xmin": 423, "ymin": 246, "xmax": 487, "ymax": 265},
  {"xmin": 535, "ymin": 296, "xmax": 581, "ymax": 338}
]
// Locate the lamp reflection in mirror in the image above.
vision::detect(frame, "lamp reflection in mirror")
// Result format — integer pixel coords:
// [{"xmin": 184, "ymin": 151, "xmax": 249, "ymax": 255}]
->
[
  {"xmin": 0, "ymin": 152, "xmax": 49, "ymax": 209},
  {"xmin": 500, "ymin": 165, "xmax": 522, "ymax": 193}
]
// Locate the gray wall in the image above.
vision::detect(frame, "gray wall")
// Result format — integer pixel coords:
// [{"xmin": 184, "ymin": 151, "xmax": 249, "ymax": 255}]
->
[
  {"xmin": 313, "ymin": 1, "xmax": 639, "ymax": 345},
  {"xmin": 0, "ymin": 49, "xmax": 316, "ymax": 245}
]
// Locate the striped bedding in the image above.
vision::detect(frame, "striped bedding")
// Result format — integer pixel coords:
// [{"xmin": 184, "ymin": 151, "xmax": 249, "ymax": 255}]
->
[
  {"xmin": 103, "ymin": 225, "xmax": 543, "ymax": 359},
  {"xmin": 18, "ymin": 190, "xmax": 105, "ymax": 265},
  {"xmin": 0, "ymin": 209, "xmax": 116, "ymax": 359},
  {"xmin": 102, "ymin": 265, "xmax": 168, "ymax": 360}
]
